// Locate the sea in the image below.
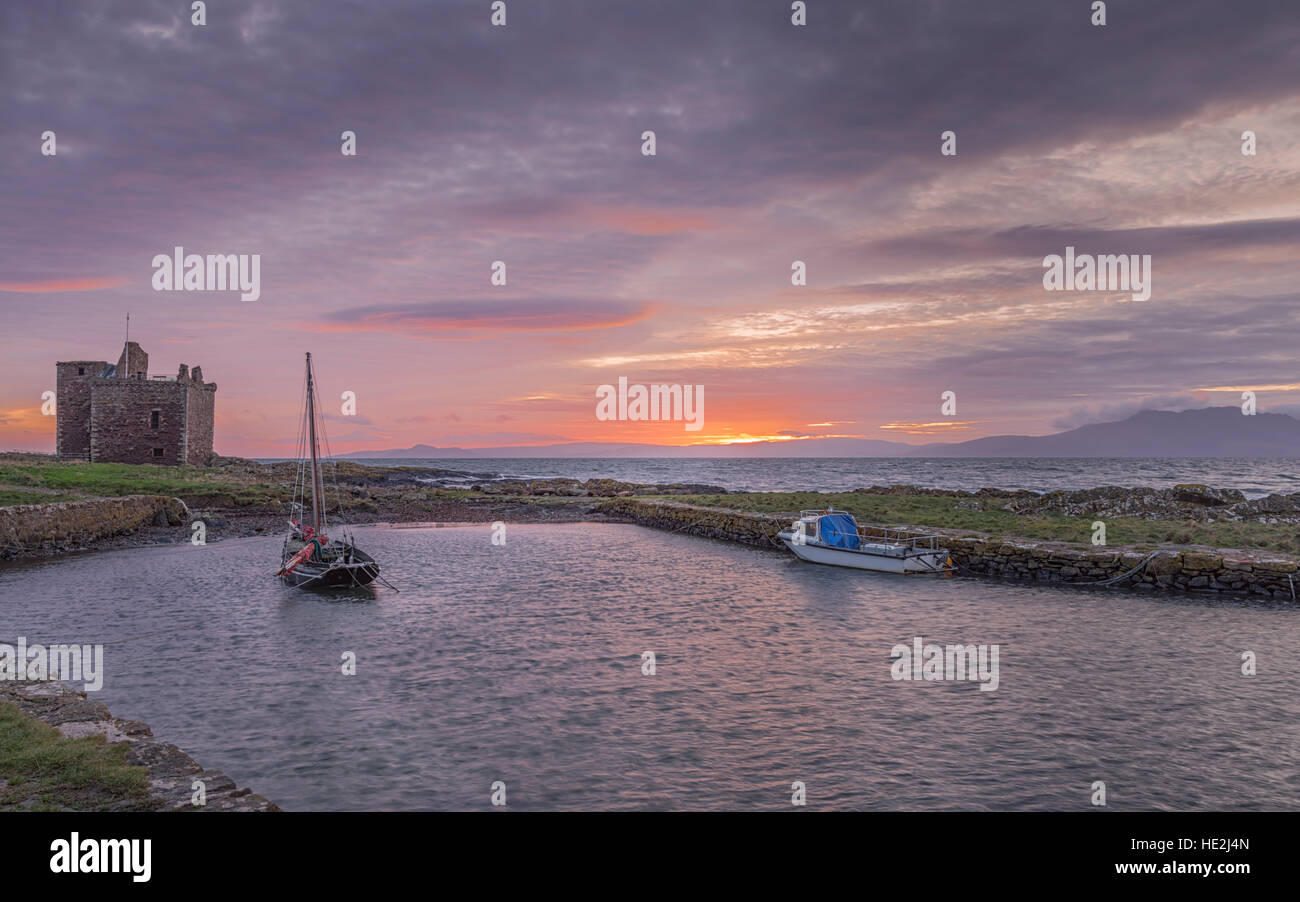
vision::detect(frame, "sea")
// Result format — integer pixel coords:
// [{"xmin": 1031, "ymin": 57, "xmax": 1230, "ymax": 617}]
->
[
  {"xmin": 4, "ymin": 456, "xmax": 1298, "ymax": 811},
  {"xmin": 333, "ymin": 457, "xmax": 1300, "ymax": 498},
  {"xmin": 3, "ymin": 523, "xmax": 1297, "ymax": 811}
]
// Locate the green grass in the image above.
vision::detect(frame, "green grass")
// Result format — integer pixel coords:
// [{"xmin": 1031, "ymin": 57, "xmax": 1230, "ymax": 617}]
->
[
  {"xmin": 0, "ymin": 702, "xmax": 158, "ymax": 811},
  {"xmin": 0, "ymin": 489, "xmax": 86, "ymax": 506},
  {"xmin": 4, "ymin": 454, "xmax": 1292, "ymax": 554},
  {"xmin": 646, "ymin": 491, "xmax": 1300, "ymax": 553},
  {"xmin": 0, "ymin": 460, "xmax": 228, "ymax": 495},
  {"xmin": 0, "ymin": 455, "xmax": 284, "ymax": 507}
]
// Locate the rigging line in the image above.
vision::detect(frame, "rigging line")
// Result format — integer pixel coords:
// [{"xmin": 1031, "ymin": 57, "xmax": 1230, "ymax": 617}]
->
[
  {"xmin": 309, "ymin": 365, "xmax": 351, "ymax": 537},
  {"xmin": 306, "ymin": 359, "xmax": 332, "ymax": 531},
  {"xmin": 289, "ymin": 364, "xmax": 309, "ymax": 524},
  {"xmin": 283, "ymin": 569, "xmax": 333, "ymax": 589},
  {"xmin": 299, "ymin": 365, "xmax": 314, "ymax": 525},
  {"xmin": 297, "ymin": 366, "xmax": 310, "ymax": 509}
]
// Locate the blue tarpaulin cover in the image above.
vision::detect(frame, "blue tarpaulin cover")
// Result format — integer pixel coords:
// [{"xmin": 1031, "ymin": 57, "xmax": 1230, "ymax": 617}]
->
[{"xmin": 818, "ymin": 513, "xmax": 861, "ymax": 550}]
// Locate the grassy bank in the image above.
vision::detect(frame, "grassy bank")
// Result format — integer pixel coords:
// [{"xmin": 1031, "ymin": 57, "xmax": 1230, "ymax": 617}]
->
[
  {"xmin": 0, "ymin": 453, "xmax": 440, "ymax": 516},
  {"xmin": 3, "ymin": 453, "xmax": 1296, "ymax": 556},
  {"xmin": 0, "ymin": 453, "xmax": 281, "ymax": 506},
  {"xmin": 646, "ymin": 491, "xmax": 1300, "ymax": 554},
  {"xmin": 0, "ymin": 701, "xmax": 157, "ymax": 811}
]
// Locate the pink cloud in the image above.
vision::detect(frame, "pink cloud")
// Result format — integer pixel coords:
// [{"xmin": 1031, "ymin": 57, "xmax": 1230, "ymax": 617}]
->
[{"xmin": 0, "ymin": 276, "xmax": 128, "ymax": 293}]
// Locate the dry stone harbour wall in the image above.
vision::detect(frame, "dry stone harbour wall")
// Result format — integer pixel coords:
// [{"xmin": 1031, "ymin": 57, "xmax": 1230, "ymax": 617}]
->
[
  {"xmin": 595, "ymin": 498, "xmax": 1300, "ymax": 602},
  {"xmin": 4, "ymin": 492, "xmax": 1296, "ymax": 601},
  {"xmin": 0, "ymin": 496, "xmax": 189, "ymax": 559}
]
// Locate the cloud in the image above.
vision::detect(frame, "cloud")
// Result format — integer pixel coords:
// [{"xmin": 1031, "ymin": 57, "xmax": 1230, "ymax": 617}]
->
[
  {"xmin": 879, "ymin": 421, "xmax": 980, "ymax": 435},
  {"xmin": 0, "ymin": 277, "xmax": 128, "ymax": 293},
  {"xmin": 324, "ymin": 428, "xmax": 392, "ymax": 442},
  {"xmin": 3, "ymin": 0, "xmax": 1300, "ymax": 454},
  {"xmin": 313, "ymin": 299, "xmax": 658, "ymax": 334},
  {"xmin": 856, "ymin": 218, "xmax": 1300, "ymax": 271},
  {"xmin": 1049, "ymin": 395, "xmax": 1212, "ymax": 430},
  {"xmin": 323, "ymin": 413, "xmax": 374, "ymax": 425}
]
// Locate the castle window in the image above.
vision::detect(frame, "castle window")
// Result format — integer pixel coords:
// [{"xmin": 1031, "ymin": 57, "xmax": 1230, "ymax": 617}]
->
[
  {"xmin": 77, "ymin": 367, "xmax": 85, "ymax": 375},
  {"xmin": 153, "ymin": 448, "xmax": 164, "ymax": 458},
  {"xmin": 150, "ymin": 410, "xmax": 160, "ymax": 430}
]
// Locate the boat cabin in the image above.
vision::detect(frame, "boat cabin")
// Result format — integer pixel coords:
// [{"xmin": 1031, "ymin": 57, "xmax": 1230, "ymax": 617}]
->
[{"xmin": 790, "ymin": 509, "xmax": 944, "ymax": 557}]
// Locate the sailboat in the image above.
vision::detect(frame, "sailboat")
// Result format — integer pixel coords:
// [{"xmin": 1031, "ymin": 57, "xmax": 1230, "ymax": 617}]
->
[{"xmin": 275, "ymin": 352, "xmax": 382, "ymax": 589}]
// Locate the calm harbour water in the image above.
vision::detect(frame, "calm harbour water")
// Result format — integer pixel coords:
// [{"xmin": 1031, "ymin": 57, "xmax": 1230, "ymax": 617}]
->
[
  {"xmin": 2, "ymin": 523, "xmax": 1297, "ymax": 811},
  {"xmin": 343, "ymin": 457, "xmax": 1300, "ymax": 498}
]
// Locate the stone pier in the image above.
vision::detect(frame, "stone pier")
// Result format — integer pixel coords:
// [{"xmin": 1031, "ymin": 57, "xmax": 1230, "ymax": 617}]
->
[{"xmin": 594, "ymin": 498, "xmax": 1300, "ymax": 601}]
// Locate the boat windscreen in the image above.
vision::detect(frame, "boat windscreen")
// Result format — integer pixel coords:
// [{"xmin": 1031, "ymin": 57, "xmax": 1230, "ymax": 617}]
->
[{"xmin": 818, "ymin": 513, "xmax": 861, "ymax": 550}]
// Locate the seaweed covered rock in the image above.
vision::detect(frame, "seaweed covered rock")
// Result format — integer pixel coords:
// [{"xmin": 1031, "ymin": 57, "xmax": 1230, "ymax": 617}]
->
[
  {"xmin": 1004, "ymin": 485, "xmax": 1299, "ymax": 522},
  {"xmin": 1171, "ymin": 484, "xmax": 1246, "ymax": 506}
]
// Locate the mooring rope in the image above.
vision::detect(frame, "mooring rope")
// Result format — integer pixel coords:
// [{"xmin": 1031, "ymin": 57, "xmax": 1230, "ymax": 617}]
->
[
  {"xmin": 1079, "ymin": 550, "xmax": 1163, "ymax": 586},
  {"xmin": 371, "ymin": 572, "xmax": 400, "ymax": 593}
]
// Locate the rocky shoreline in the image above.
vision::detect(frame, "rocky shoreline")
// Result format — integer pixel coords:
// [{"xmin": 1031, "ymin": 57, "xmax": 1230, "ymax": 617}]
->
[
  {"xmin": 0, "ymin": 680, "xmax": 278, "ymax": 811},
  {"xmin": 0, "ymin": 458, "xmax": 732, "ymax": 560},
  {"xmin": 7, "ymin": 475, "xmax": 1300, "ymax": 563},
  {"xmin": 594, "ymin": 498, "xmax": 1300, "ymax": 602},
  {"xmin": 3, "ymin": 456, "xmax": 1297, "ymax": 601}
]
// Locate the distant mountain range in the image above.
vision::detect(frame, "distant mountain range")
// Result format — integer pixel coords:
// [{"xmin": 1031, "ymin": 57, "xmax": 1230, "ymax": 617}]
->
[
  {"xmin": 343, "ymin": 407, "xmax": 1300, "ymax": 459},
  {"xmin": 904, "ymin": 407, "xmax": 1300, "ymax": 458}
]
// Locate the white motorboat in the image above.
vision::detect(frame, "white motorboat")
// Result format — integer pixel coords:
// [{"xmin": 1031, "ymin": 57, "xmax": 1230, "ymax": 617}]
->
[{"xmin": 777, "ymin": 509, "xmax": 953, "ymax": 574}]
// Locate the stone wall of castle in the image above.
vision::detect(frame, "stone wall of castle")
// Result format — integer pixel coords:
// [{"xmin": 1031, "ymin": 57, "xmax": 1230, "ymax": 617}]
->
[
  {"xmin": 115, "ymin": 342, "xmax": 149, "ymax": 377},
  {"xmin": 54, "ymin": 362, "xmax": 106, "ymax": 459},
  {"xmin": 90, "ymin": 379, "xmax": 189, "ymax": 465},
  {"xmin": 55, "ymin": 344, "xmax": 216, "ymax": 465},
  {"xmin": 184, "ymin": 379, "xmax": 217, "ymax": 465}
]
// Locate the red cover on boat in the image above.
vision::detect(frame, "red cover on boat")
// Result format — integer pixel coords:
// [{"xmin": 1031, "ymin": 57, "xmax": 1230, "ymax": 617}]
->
[{"xmin": 278, "ymin": 535, "xmax": 326, "ymax": 575}]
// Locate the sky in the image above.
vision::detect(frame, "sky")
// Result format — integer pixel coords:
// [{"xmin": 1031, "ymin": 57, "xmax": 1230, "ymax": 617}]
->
[{"xmin": 2, "ymin": 0, "xmax": 1299, "ymax": 457}]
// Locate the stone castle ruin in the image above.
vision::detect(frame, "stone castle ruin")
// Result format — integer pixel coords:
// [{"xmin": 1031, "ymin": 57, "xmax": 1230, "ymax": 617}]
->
[{"xmin": 56, "ymin": 342, "xmax": 216, "ymax": 465}]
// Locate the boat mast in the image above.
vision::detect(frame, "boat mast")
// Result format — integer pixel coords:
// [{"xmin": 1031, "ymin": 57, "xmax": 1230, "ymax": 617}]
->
[{"xmin": 305, "ymin": 352, "xmax": 324, "ymax": 534}]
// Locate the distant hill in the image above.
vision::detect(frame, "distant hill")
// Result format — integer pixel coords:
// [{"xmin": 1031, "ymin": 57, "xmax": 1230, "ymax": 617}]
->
[
  {"xmin": 902, "ymin": 408, "xmax": 1300, "ymax": 457},
  {"xmin": 342, "ymin": 407, "xmax": 1300, "ymax": 459}
]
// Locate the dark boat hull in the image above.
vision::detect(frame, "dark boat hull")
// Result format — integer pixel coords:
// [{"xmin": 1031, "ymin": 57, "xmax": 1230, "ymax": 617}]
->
[{"xmin": 279, "ymin": 548, "xmax": 380, "ymax": 588}]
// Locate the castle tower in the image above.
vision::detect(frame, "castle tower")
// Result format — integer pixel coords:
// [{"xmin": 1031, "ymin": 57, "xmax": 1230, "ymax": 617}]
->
[
  {"xmin": 55, "ymin": 342, "xmax": 217, "ymax": 465},
  {"xmin": 115, "ymin": 341, "xmax": 148, "ymax": 378},
  {"xmin": 55, "ymin": 360, "xmax": 109, "ymax": 459}
]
